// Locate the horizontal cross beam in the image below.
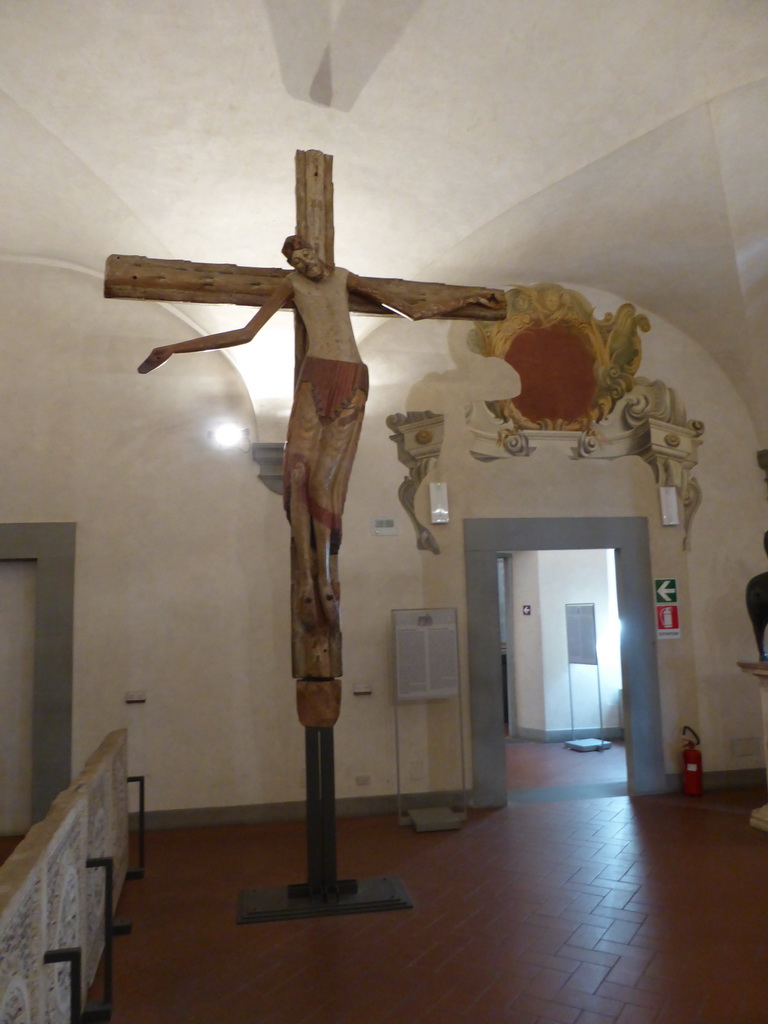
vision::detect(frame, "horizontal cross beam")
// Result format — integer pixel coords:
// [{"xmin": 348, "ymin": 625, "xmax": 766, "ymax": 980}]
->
[{"xmin": 104, "ymin": 254, "xmax": 507, "ymax": 322}]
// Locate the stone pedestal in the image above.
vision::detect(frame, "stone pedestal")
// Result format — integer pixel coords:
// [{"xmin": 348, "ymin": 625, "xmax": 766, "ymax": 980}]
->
[{"xmin": 737, "ymin": 662, "xmax": 768, "ymax": 829}]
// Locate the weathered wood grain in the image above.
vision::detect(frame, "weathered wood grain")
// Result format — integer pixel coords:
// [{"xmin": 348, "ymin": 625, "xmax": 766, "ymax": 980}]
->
[
  {"xmin": 295, "ymin": 149, "xmax": 334, "ymax": 268},
  {"xmin": 104, "ymin": 254, "xmax": 507, "ymax": 321}
]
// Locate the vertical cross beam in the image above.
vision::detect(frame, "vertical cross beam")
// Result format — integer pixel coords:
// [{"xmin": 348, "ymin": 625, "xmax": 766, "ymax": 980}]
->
[
  {"xmin": 295, "ymin": 149, "xmax": 335, "ymax": 265},
  {"xmin": 293, "ymin": 150, "xmax": 334, "ymax": 378},
  {"xmin": 290, "ymin": 150, "xmax": 342, "ymax": 686},
  {"xmin": 293, "ymin": 151, "xmax": 342, "ymax": 899}
]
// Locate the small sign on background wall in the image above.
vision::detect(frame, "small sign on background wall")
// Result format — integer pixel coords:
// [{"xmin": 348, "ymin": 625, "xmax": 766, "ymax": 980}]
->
[
  {"xmin": 654, "ymin": 577, "xmax": 680, "ymax": 638},
  {"xmin": 371, "ymin": 517, "xmax": 398, "ymax": 536}
]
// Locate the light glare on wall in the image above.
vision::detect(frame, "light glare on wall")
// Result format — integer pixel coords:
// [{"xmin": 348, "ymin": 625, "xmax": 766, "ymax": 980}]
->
[
  {"xmin": 209, "ymin": 423, "xmax": 250, "ymax": 451},
  {"xmin": 596, "ymin": 615, "xmax": 622, "ymax": 662}
]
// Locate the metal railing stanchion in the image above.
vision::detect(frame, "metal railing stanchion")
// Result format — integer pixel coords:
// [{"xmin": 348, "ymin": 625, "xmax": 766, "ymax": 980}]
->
[
  {"xmin": 82, "ymin": 857, "xmax": 114, "ymax": 1022},
  {"xmin": 126, "ymin": 775, "xmax": 145, "ymax": 879},
  {"xmin": 44, "ymin": 947, "xmax": 82, "ymax": 1024}
]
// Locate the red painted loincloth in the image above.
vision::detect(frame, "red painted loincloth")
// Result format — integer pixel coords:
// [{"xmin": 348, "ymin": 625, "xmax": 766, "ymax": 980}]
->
[
  {"xmin": 297, "ymin": 356, "xmax": 369, "ymax": 424},
  {"xmin": 283, "ymin": 356, "xmax": 369, "ymax": 554}
]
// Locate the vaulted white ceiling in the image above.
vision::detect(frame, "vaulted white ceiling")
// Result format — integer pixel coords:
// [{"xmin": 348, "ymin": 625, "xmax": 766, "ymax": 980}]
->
[{"xmin": 2, "ymin": 2, "xmax": 767, "ymax": 433}]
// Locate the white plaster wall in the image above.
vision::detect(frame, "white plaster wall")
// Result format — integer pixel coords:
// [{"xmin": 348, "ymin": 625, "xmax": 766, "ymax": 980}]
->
[
  {"xmin": 635, "ymin": 294, "xmax": 767, "ymax": 773},
  {"xmin": 362, "ymin": 281, "xmax": 765, "ymax": 780},
  {"xmin": 0, "ymin": 263, "xmax": 302, "ymax": 811},
  {"xmin": 1, "ymin": 263, "xmax": 764, "ymax": 813}
]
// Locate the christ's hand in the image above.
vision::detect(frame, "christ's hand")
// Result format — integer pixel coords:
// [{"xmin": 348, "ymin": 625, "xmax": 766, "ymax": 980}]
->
[
  {"xmin": 138, "ymin": 347, "xmax": 174, "ymax": 373},
  {"xmin": 475, "ymin": 291, "xmax": 505, "ymax": 309}
]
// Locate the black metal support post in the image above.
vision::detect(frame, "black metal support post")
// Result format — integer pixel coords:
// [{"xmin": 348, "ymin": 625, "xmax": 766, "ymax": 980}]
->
[
  {"xmin": 287, "ymin": 727, "xmax": 355, "ymax": 900},
  {"xmin": 82, "ymin": 857, "xmax": 113, "ymax": 1022},
  {"xmin": 44, "ymin": 947, "xmax": 82, "ymax": 1024},
  {"xmin": 126, "ymin": 775, "xmax": 145, "ymax": 880},
  {"xmin": 307, "ymin": 726, "xmax": 336, "ymax": 892},
  {"xmin": 237, "ymin": 725, "xmax": 412, "ymax": 924}
]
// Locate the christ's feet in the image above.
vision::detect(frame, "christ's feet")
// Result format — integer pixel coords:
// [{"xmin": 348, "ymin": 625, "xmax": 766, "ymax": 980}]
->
[
  {"xmin": 320, "ymin": 590, "xmax": 340, "ymax": 629},
  {"xmin": 296, "ymin": 579, "xmax": 318, "ymax": 628}
]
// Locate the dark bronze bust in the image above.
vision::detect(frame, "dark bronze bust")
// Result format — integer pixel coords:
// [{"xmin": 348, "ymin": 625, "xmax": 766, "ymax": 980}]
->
[{"xmin": 746, "ymin": 530, "xmax": 768, "ymax": 661}]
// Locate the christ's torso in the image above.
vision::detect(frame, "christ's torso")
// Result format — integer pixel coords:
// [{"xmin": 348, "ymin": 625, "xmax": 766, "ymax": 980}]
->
[{"xmin": 291, "ymin": 267, "xmax": 361, "ymax": 363}]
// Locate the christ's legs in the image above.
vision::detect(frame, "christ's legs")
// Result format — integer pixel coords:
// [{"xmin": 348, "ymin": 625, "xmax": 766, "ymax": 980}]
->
[
  {"xmin": 308, "ymin": 388, "xmax": 367, "ymax": 628},
  {"xmin": 312, "ymin": 521, "xmax": 339, "ymax": 628},
  {"xmin": 283, "ymin": 364, "xmax": 368, "ymax": 640},
  {"xmin": 289, "ymin": 458, "xmax": 319, "ymax": 628},
  {"xmin": 284, "ymin": 383, "xmax": 323, "ymax": 629}
]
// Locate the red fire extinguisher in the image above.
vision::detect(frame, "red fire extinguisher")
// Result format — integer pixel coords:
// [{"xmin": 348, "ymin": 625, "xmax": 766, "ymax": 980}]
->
[{"xmin": 682, "ymin": 726, "xmax": 702, "ymax": 796}]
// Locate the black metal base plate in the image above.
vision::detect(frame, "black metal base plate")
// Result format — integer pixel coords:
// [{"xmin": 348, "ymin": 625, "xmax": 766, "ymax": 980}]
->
[
  {"xmin": 237, "ymin": 875, "xmax": 412, "ymax": 924},
  {"xmin": 82, "ymin": 1001, "xmax": 111, "ymax": 1023}
]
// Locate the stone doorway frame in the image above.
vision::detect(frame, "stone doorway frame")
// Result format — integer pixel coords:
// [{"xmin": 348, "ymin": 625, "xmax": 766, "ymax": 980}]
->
[{"xmin": 464, "ymin": 517, "xmax": 666, "ymax": 806}]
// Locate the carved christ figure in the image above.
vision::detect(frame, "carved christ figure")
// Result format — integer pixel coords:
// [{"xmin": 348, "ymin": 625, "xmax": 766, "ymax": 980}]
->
[{"xmin": 138, "ymin": 236, "xmax": 504, "ymax": 723}]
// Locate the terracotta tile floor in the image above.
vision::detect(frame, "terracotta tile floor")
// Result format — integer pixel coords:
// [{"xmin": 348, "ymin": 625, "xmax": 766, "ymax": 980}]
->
[
  {"xmin": 107, "ymin": 784, "xmax": 766, "ymax": 1022},
  {"xmin": 4, "ymin": 745, "xmax": 768, "ymax": 1023},
  {"xmin": 506, "ymin": 739, "xmax": 627, "ymax": 793}
]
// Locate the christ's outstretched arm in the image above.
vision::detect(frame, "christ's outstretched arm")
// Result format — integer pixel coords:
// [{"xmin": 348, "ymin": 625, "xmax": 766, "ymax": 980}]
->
[
  {"xmin": 345, "ymin": 273, "xmax": 505, "ymax": 323},
  {"xmin": 137, "ymin": 276, "xmax": 295, "ymax": 373}
]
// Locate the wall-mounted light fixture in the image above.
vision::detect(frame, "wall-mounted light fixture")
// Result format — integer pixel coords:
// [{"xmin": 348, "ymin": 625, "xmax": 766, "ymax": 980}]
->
[
  {"xmin": 659, "ymin": 485, "xmax": 680, "ymax": 526},
  {"xmin": 429, "ymin": 481, "xmax": 449, "ymax": 524}
]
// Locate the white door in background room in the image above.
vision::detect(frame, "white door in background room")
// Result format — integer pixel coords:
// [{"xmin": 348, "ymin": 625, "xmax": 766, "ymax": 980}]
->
[{"xmin": 0, "ymin": 561, "xmax": 36, "ymax": 835}]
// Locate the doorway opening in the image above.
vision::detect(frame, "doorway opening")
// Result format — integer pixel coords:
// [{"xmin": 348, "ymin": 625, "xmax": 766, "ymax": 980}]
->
[
  {"xmin": 465, "ymin": 517, "xmax": 666, "ymax": 807},
  {"xmin": 498, "ymin": 549, "xmax": 628, "ymax": 802},
  {"xmin": 0, "ymin": 561, "xmax": 36, "ymax": 834},
  {"xmin": 0, "ymin": 523, "xmax": 76, "ymax": 835}
]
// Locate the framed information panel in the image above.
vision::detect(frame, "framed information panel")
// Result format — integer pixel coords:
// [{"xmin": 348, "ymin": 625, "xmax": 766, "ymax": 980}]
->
[
  {"xmin": 391, "ymin": 607, "xmax": 466, "ymax": 830},
  {"xmin": 392, "ymin": 607, "xmax": 460, "ymax": 702},
  {"xmin": 565, "ymin": 602, "xmax": 598, "ymax": 665}
]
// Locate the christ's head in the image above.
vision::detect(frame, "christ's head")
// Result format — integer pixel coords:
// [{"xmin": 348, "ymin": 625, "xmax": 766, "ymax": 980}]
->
[{"xmin": 282, "ymin": 235, "xmax": 330, "ymax": 281}]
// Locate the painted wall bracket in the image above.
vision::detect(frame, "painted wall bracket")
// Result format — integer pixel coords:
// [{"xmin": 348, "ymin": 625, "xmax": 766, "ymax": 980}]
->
[
  {"xmin": 609, "ymin": 377, "xmax": 704, "ymax": 549},
  {"xmin": 386, "ymin": 412, "xmax": 444, "ymax": 554}
]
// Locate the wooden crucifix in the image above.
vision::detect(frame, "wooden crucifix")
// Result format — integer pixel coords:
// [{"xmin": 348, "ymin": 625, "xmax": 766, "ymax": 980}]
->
[{"xmin": 105, "ymin": 150, "xmax": 506, "ymax": 731}]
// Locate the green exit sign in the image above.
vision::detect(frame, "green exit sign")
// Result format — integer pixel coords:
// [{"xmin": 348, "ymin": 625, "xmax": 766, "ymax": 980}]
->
[{"xmin": 655, "ymin": 578, "xmax": 677, "ymax": 603}]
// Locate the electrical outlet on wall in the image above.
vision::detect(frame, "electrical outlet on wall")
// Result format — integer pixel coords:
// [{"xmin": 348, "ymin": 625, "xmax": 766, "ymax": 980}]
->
[{"xmin": 731, "ymin": 737, "xmax": 761, "ymax": 758}]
